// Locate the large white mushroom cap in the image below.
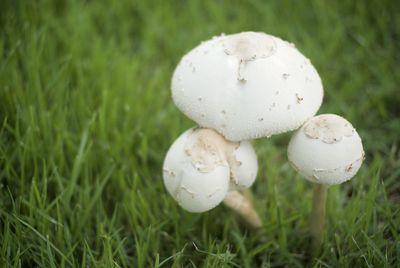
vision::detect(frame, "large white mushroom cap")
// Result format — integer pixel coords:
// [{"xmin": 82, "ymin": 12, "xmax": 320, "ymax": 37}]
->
[
  {"xmin": 288, "ymin": 114, "xmax": 364, "ymax": 185},
  {"xmin": 163, "ymin": 128, "xmax": 258, "ymax": 213},
  {"xmin": 172, "ymin": 31, "xmax": 323, "ymax": 141}
]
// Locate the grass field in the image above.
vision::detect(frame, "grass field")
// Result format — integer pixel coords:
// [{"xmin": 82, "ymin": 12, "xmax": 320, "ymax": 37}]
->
[{"xmin": 1, "ymin": 0, "xmax": 399, "ymax": 267}]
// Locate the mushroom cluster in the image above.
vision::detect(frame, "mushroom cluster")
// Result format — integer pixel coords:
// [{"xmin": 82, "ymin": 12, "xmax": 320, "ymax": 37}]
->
[{"xmin": 163, "ymin": 32, "xmax": 364, "ymax": 236}]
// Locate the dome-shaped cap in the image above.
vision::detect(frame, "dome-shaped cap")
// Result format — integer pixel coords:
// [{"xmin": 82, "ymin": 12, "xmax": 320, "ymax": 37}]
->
[
  {"xmin": 288, "ymin": 114, "xmax": 364, "ymax": 185},
  {"xmin": 163, "ymin": 128, "xmax": 230, "ymax": 212},
  {"xmin": 172, "ymin": 31, "xmax": 323, "ymax": 141},
  {"xmin": 163, "ymin": 127, "xmax": 259, "ymax": 212}
]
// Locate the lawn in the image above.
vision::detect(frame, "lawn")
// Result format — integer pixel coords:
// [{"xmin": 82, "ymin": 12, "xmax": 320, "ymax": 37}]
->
[{"xmin": 1, "ymin": 0, "xmax": 399, "ymax": 267}]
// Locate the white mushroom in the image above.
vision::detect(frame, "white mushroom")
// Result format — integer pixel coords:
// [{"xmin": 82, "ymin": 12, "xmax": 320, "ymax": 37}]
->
[
  {"xmin": 163, "ymin": 128, "xmax": 258, "ymax": 215},
  {"xmin": 172, "ymin": 31, "xmax": 323, "ymax": 141},
  {"xmin": 287, "ymin": 114, "xmax": 364, "ymax": 251},
  {"xmin": 288, "ymin": 114, "xmax": 364, "ymax": 185}
]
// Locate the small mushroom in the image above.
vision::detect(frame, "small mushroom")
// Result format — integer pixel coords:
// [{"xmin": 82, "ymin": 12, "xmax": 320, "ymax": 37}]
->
[
  {"xmin": 288, "ymin": 114, "xmax": 364, "ymax": 185},
  {"xmin": 287, "ymin": 114, "xmax": 364, "ymax": 251},
  {"xmin": 163, "ymin": 128, "xmax": 260, "ymax": 227},
  {"xmin": 163, "ymin": 128, "xmax": 229, "ymax": 213}
]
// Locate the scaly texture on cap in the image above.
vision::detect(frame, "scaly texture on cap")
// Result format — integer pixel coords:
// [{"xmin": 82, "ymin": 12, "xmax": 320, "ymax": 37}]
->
[
  {"xmin": 288, "ymin": 114, "xmax": 364, "ymax": 185},
  {"xmin": 163, "ymin": 128, "xmax": 258, "ymax": 212},
  {"xmin": 172, "ymin": 31, "xmax": 323, "ymax": 141}
]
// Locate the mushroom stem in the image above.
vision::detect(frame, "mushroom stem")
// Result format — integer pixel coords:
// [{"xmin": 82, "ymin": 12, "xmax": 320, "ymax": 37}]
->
[
  {"xmin": 223, "ymin": 190, "xmax": 262, "ymax": 229},
  {"xmin": 310, "ymin": 184, "xmax": 328, "ymax": 253}
]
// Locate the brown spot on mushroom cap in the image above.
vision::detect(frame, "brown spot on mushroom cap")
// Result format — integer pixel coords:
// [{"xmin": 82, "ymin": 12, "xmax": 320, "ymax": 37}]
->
[
  {"xmin": 296, "ymin": 93, "xmax": 304, "ymax": 104},
  {"xmin": 221, "ymin": 32, "xmax": 277, "ymax": 81},
  {"xmin": 311, "ymin": 155, "xmax": 364, "ymax": 175},
  {"xmin": 345, "ymin": 164, "xmax": 353, "ymax": 172},
  {"xmin": 303, "ymin": 114, "xmax": 355, "ymax": 144},
  {"xmin": 268, "ymin": 102, "xmax": 276, "ymax": 111},
  {"xmin": 221, "ymin": 32, "xmax": 277, "ymax": 62},
  {"xmin": 163, "ymin": 168, "xmax": 176, "ymax": 177},
  {"xmin": 184, "ymin": 128, "xmax": 239, "ymax": 173},
  {"xmin": 207, "ymin": 188, "xmax": 221, "ymax": 198},
  {"xmin": 224, "ymin": 49, "xmax": 231, "ymax": 55}
]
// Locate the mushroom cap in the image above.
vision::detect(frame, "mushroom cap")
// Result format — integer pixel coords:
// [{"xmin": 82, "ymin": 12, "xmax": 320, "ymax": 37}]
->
[
  {"xmin": 172, "ymin": 31, "xmax": 323, "ymax": 141},
  {"xmin": 163, "ymin": 128, "xmax": 230, "ymax": 213},
  {"xmin": 228, "ymin": 140, "xmax": 258, "ymax": 191},
  {"xmin": 288, "ymin": 114, "xmax": 364, "ymax": 185}
]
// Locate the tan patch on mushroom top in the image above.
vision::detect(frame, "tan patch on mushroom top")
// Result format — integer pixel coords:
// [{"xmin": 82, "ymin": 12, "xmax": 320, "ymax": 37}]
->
[
  {"xmin": 221, "ymin": 32, "xmax": 277, "ymax": 81},
  {"xmin": 221, "ymin": 32, "xmax": 277, "ymax": 61},
  {"xmin": 184, "ymin": 128, "xmax": 239, "ymax": 173},
  {"xmin": 303, "ymin": 114, "xmax": 355, "ymax": 144}
]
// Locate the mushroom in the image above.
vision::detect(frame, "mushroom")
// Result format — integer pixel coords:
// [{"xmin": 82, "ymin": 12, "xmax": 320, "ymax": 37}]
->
[
  {"xmin": 171, "ymin": 31, "xmax": 324, "ymax": 141},
  {"xmin": 163, "ymin": 127, "xmax": 261, "ymax": 227},
  {"xmin": 287, "ymin": 114, "xmax": 364, "ymax": 251}
]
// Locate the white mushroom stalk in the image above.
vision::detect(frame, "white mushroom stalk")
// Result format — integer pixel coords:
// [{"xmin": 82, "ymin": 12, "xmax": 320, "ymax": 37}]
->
[
  {"xmin": 288, "ymin": 114, "xmax": 364, "ymax": 251},
  {"xmin": 163, "ymin": 127, "xmax": 261, "ymax": 228}
]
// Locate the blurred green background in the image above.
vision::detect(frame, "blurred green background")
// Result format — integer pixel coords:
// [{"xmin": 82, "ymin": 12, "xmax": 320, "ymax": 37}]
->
[{"xmin": 0, "ymin": 0, "xmax": 399, "ymax": 267}]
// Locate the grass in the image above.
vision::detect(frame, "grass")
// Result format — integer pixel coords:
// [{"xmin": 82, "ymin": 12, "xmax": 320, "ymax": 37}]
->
[{"xmin": 1, "ymin": 0, "xmax": 399, "ymax": 267}]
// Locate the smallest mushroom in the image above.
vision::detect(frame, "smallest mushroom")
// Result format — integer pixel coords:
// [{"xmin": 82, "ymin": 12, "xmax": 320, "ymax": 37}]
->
[
  {"xmin": 287, "ymin": 114, "xmax": 364, "ymax": 252},
  {"xmin": 288, "ymin": 114, "xmax": 364, "ymax": 185},
  {"xmin": 163, "ymin": 127, "xmax": 261, "ymax": 227}
]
